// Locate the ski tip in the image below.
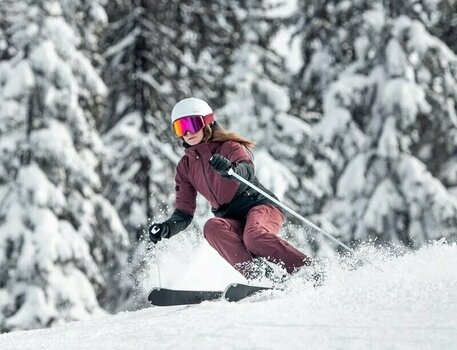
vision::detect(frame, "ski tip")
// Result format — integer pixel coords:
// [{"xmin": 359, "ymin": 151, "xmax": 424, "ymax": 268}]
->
[
  {"xmin": 147, "ymin": 287, "xmax": 161, "ymax": 294},
  {"xmin": 146, "ymin": 287, "xmax": 162, "ymax": 302}
]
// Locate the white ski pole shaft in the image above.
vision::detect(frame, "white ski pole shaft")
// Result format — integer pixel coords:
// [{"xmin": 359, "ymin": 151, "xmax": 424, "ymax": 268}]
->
[
  {"xmin": 227, "ymin": 169, "xmax": 383, "ymax": 272},
  {"xmin": 157, "ymin": 263, "xmax": 162, "ymax": 288},
  {"xmin": 151, "ymin": 226, "xmax": 163, "ymax": 287}
]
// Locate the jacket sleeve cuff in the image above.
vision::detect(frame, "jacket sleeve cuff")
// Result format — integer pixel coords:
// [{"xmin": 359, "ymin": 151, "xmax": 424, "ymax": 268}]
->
[
  {"xmin": 232, "ymin": 162, "xmax": 254, "ymax": 180},
  {"xmin": 163, "ymin": 209, "xmax": 193, "ymax": 237}
]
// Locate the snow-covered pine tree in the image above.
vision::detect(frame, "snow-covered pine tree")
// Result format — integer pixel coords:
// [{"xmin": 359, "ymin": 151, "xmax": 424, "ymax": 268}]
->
[
  {"xmin": 383, "ymin": 0, "xmax": 457, "ymax": 54},
  {"xmin": 292, "ymin": 1, "xmax": 457, "ymax": 247},
  {"xmin": 0, "ymin": 0, "xmax": 128, "ymax": 332},
  {"xmin": 101, "ymin": 0, "xmax": 245, "ymax": 239},
  {"xmin": 287, "ymin": 0, "xmax": 378, "ymax": 119},
  {"xmin": 101, "ymin": 0, "xmax": 179, "ymax": 240},
  {"xmin": 217, "ymin": 0, "xmax": 333, "ymax": 253}
]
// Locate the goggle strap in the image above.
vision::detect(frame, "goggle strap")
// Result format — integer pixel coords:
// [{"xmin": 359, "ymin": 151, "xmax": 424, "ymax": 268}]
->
[{"xmin": 203, "ymin": 113, "xmax": 215, "ymax": 125}]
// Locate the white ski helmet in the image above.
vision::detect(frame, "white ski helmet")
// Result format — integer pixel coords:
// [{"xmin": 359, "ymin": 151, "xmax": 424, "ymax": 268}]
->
[{"xmin": 171, "ymin": 97, "xmax": 213, "ymax": 124}]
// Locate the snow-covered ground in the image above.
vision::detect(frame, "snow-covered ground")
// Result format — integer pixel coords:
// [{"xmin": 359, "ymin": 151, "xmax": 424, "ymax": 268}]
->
[{"xmin": 1, "ymin": 241, "xmax": 456, "ymax": 350}]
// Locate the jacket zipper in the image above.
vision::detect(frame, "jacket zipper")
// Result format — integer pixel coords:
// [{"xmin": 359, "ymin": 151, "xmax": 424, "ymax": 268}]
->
[{"xmin": 195, "ymin": 149, "xmax": 221, "ymax": 207}]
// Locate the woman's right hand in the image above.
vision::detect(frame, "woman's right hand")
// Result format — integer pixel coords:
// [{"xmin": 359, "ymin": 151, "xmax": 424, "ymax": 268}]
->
[
  {"xmin": 209, "ymin": 154, "xmax": 233, "ymax": 177},
  {"xmin": 148, "ymin": 223, "xmax": 170, "ymax": 244}
]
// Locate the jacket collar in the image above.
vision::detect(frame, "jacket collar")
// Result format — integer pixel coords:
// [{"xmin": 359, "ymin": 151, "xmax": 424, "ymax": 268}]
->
[{"xmin": 184, "ymin": 141, "xmax": 222, "ymax": 158}]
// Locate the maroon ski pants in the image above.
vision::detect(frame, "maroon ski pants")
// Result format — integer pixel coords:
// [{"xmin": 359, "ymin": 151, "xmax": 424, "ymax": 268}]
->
[{"xmin": 203, "ymin": 204, "xmax": 311, "ymax": 279}]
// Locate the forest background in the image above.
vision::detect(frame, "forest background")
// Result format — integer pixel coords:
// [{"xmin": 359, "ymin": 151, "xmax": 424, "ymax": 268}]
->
[{"xmin": 0, "ymin": 0, "xmax": 456, "ymax": 333}]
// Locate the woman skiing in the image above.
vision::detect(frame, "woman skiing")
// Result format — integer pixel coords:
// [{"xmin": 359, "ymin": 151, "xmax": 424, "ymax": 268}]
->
[{"xmin": 149, "ymin": 97, "xmax": 312, "ymax": 281}]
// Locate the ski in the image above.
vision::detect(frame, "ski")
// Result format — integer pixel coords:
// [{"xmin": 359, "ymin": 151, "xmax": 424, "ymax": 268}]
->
[
  {"xmin": 147, "ymin": 283, "xmax": 274, "ymax": 306},
  {"xmin": 147, "ymin": 287, "xmax": 223, "ymax": 306},
  {"xmin": 223, "ymin": 283, "xmax": 274, "ymax": 302}
]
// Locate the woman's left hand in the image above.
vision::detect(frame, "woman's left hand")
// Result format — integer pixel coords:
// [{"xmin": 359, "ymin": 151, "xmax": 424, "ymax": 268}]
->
[{"xmin": 209, "ymin": 154, "xmax": 233, "ymax": 177}]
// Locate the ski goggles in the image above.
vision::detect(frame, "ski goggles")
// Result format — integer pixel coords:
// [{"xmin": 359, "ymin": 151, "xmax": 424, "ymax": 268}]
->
[{"xmin": 172, "ymin": 113, "xmax": 215, "ymax": 137}]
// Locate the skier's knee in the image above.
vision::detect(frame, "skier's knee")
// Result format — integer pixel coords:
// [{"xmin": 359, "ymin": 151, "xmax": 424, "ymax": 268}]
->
[
  {"xmin": 243, "ymin": 230, "xmax": 262, "ymax": 252},
  {"xmin": 203, "ymin": 218, "xmax": 225, "ymax": 241}
]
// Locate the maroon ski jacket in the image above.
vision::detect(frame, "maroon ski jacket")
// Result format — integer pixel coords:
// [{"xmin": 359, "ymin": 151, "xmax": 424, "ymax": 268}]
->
[
  {"xmin": 162, "ymin": 140, "xmax": 280, "ymax": 237},
  {"xmin": 175, "ymin": 140, "xmax": 249, "ymax": 215}
]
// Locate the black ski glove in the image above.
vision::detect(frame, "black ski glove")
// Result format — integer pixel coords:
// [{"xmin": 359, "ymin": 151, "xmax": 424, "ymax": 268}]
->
[
  {"xmin": 148, "ymin": 210, "xmax": 193, "ymax": 244},
  {"xmin": 209, "ymin": 154, "xmax": 233, "ymax": 177},
  {"xmin": 148, "ymin": 222, "xmax": 170, "ymax": 244}
]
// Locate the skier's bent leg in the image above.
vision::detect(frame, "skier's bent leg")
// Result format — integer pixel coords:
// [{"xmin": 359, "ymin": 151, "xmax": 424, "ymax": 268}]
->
[
  {"xmin": 243, "ymin": 205, "xmax": 312, "ymax": 274},
  {"xmin": 203, "ymin": 217, "xmax": 255, "ymax": 279}
]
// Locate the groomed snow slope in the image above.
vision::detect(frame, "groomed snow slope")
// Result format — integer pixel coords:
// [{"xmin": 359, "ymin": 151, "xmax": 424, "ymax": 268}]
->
[{"xmin": 1, "ymin": 242, "xmax": 456, "ymax": 350}]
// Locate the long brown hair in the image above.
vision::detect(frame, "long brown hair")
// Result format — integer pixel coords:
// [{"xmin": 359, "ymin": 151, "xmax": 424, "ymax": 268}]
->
[{"xmin": 202, "ymin": 122, "xmax": 256, "ymax": 150}]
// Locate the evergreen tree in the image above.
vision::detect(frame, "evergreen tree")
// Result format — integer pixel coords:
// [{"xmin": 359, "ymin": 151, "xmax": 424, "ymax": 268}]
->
[
  {"xmin": 287, "ymin": 0, "xmax": 378, "ymax": 117},
  {"xmin": 0, "ymin": 0, "xmax": 128, "ymax": 331},
  {"xmin": 101, "ymin": 0, "xmax": 244, "ymax": 239},
  {"xmin": 383, "ymin": 0, "xmax": 457, "ymax": 54},
  {"xmin": 102, "ymin": 0, "xmax": 178, "ymax": 240},
  {"xmin": 218, "ymin": 0, "xmax": 333, "ymax": 253},
  {"xmin": 291, "ymin": 1, "xmax": 457, "ymax": 247}
]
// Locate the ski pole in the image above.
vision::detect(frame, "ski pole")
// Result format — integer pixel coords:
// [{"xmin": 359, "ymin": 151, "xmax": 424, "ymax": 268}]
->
[
  {"xmin": 156, "ymin": 261, "xmax": 162, "ymax": 288},
  {"xmin": 150, "ymin": 226, "xmax": 163, "ymax": 287},
  {"xmin": 227, "ymin": 169, "xmax": 384, "ymax": 272}
]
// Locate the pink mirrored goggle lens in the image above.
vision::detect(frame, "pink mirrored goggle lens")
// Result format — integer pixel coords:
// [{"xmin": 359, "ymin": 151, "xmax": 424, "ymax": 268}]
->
[
  {"xmin": 172, "ymin": 114, "xmax": 214, "ymax": 137},
  {"xmin": 172, "ymin": 116, "xmax": 204, "ymax": 137}
]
